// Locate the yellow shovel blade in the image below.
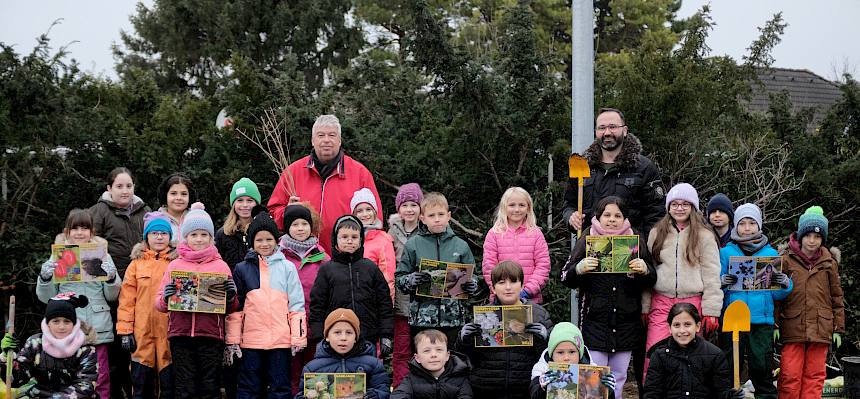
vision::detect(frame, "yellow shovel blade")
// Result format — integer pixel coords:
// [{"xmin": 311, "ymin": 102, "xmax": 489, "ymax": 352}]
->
[
  {"xmin": 722, "ymin": 300, "xmax": 751, "ymax": 335},
  {"xmin": 568, "ymin": 154, "xmax": 590, "ymax": 179}
]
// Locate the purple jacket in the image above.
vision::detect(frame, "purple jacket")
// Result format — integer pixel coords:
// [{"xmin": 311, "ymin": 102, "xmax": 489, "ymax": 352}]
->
[
  {"xmin": 281, "ymin": 244, "xmax": 330, "ymax": 315},
  {"xmin": 482, "ymin": 225, "xmax": 550, "ymax": 303}
]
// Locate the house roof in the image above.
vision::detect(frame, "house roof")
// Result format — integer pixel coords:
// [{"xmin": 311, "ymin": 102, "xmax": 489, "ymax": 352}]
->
[{"xmin": 748, "ymin": 68, "xmax": 842, "ymax": 131}]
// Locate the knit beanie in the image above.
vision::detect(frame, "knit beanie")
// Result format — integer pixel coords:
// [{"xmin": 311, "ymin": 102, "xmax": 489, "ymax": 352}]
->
[
  {"xmin": 45, "ymin": 292, "xmax": 89, "ymax": 324},
  {"xmin": 230, "ymin": 177, "xmax": 261, "ymax": 206},
  {"xmin": 396, "ymin": 183, "xmax": 424, "ymax": 209},
  {"xmin": 246, "ymin": 206, "xmax": 280, "ymax": 243},
  {"xmin": 733, "ymin": 203, "xmax": 763, "ymax": 230},
  {"xmin": 797, "ymin": 206, "xmax": 829, "ymax": 242},
  {"xmin": 180, "ymin": 202, "xmax": 214, "ymax": 239},
  {"xmin": 324, "ymin": 308, "xmax": 361, "ymax": 338},
  {"xmin": 665, "ymin": 183, "xmax": 700, "ymax": 211},
  {"xmin": 350, "ymin": 188, "xmax": 378, "ymax": 213},
  {"xmin": 143, "ymin": 211, "xmax": 173, "ymax": 242},
  {"xmin": 283, "ymin": 204, "xmax": 313, "ymax": 233},
  {"xmin": 706, "ymin": 193, "xmax": 734, "ymax": 222},
  {"xmin": 547, "ymin": 322, "xmax": 584, "ymax": 357}
]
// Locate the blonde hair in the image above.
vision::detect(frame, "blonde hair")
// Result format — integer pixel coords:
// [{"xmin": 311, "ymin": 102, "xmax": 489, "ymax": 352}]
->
[
  {"xmin": 492, "ymin": 187, "xmax": 537, "ymax": 233},
  {"xmin": 312, "ymin": 114, "xmax": 341, "ymax": 137},
  {"xmin": 650, "ymin": 210, "xmax": 710, "ymax": 266},
  {"xmin": 420, "ymin": 192, "xmax": 449, "ymax": 213},
  {"xmin": 222, "ymin": 208, "xmax": 250, "ymax": 236}
]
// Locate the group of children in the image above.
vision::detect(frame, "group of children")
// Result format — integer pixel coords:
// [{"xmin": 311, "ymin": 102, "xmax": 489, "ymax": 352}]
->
[{"xmin": 0, "ymin": 171, "xmax": 846, "ymax": 399}]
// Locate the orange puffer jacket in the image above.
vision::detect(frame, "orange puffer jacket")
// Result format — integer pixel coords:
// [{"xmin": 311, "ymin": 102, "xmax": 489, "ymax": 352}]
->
[{"xmin": 117, "ymin": 243, "xmax": 175, "ymax": 370}]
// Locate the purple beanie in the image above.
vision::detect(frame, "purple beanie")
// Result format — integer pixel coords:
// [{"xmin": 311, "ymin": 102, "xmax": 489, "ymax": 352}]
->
[
  {"xmin": 665, "ymin": 183, "xmax": 700, "ymax": 211},
  {"xmin": 395, "ymin": 183, "xmax": 424, "ymax": 209}
]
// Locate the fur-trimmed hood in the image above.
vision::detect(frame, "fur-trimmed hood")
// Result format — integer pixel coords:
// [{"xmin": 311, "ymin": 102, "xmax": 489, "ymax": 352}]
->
[
  {"xmin": 130, "ymin": 242, "xmax": 178, "ymax": 261},
  {"xmin": 54, "ymin": 234, "xmax": 109, "ymax": 246},
  {"xmin": 584, "ymin": 132, "xmax": 644, "ymax": 169}
]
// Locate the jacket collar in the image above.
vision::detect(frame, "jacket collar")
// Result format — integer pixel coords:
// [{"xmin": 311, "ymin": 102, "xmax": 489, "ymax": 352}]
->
[
  {"xmin": 583, "ymin": 132, "xmax": 643, "ymax": 169},
  {"xmin": 407, "ymin": 350, "xmax": 472, "ymax": 379},
  {"xmin": 305, "ymin": 150, "xmax": 346, "ymax": 178}
]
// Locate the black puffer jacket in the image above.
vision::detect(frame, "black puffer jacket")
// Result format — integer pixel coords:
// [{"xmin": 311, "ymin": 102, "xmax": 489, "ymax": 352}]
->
[
  {"xmin": 214, "ymin": 227, "xmax": 249, "ymax": 271},
  {"xmin": 308, "ymin": 215, "xmax": 393, "ymax": 343},
  {"xmin": 562, "ymin": 133, "xmax": 665, "ymax": 235},
  {"xmin": 457, "ymin": 300, "xmax": 553, "ymax": 399},
  {"xmin": 392, "ymin": 351, "xmax": 473, "ymax": 399},
  {"xmin": 560, "ymin": 230, "xmax": 656, "ymax": 352},
  {"xmin": 644, "ymin": 336, "xmax": 733, "ymax": 399}
]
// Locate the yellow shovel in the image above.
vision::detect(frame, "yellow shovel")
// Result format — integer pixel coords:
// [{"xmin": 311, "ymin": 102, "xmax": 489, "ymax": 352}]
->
[
  {"xmin": 568, "ymin": 154, "xmax": 591, "ymax": 238},
  {"xmin": 722, "ymin": 300, "xmax": 751, "ymax": 389}
]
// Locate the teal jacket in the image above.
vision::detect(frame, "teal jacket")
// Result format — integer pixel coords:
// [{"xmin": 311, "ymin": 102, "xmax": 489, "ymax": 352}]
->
[
  {"xmin": 719, "ymin": 242, "xmax": 792, "ymax": 325},
  {"xmin": 395, "ymin": 225, "xmax": 476, "ymax": 328}
]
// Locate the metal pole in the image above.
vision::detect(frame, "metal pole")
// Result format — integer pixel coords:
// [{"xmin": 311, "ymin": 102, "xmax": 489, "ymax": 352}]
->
[{"xmin": 570, "ymin": 0, "xmax": 595, "ymax": 325}]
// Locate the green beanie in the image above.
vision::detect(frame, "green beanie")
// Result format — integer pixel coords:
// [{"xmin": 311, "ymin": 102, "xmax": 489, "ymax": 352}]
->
[
  {"xmin": 797, "ymin": 205, "xmax": 828, "ymax": 242},
  {"xmin": 547, "ymin": 322, "xmax": 584, "ymax": 357},
  {"xmin": 230, "ymin": 178, "xmax": 261, "ymax": 206}
]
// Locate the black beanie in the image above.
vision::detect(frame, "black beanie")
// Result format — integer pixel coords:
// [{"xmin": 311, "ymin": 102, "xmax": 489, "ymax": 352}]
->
[
  {"xmin": 283, "ymin": 204, "xmax": 313, "ymax": 234},
  {"xmin": 45, "ymin": 292, "xmax": 89, "ymax": 324},
  {"xmin": 706, "ymin": 193, "xmax": 734, "ymax": 223},
  {"xmin": 247, "ymin": 205, "xmax": 280, "ymax": 243}
]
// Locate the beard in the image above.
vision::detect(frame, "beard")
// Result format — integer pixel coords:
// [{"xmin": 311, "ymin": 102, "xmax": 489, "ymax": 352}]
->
[{"xmin": 599, "ymin": 135, "xmax": 623, "ymax": 151}]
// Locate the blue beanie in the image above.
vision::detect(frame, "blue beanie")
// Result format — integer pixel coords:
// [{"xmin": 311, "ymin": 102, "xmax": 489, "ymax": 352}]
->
[
  {"xmin": 797, "ymin": 206, "xmax": 828, "ymax": 242},
  {"xmin": 707, "ymin": 193, "xmax": 734, "ymax": 222},
  {"xmin": 143, "ymin": 212, "xmax": 173, "ymax": 242}
]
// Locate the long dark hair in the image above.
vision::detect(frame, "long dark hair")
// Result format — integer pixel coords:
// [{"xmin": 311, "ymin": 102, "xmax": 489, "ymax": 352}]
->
[
  {"xmin": 594, "ymin": 196, "xmax": 629, "ymax": 221},
  {"xmin": 157, "ymin": 172, "xmax": 196, "ymax": 206},
  {"xmin": 667, "ymin": 302, "xmax": 701, "ymax": 325}
]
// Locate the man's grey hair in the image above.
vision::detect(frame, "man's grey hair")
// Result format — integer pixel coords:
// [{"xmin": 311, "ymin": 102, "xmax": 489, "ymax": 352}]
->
[{"xmin": 312, "ymin": 114, "xmax": 341, "ymax": 136}]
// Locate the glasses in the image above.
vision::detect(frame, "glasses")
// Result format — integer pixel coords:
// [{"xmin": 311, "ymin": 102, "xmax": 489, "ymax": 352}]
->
[
  {"xmin": 595, "ymin": 124, "xmax": 625, "ymax": 133},
  {"xmin": 669, "ymin": 202, "xmax": 691, "ymax": 210},
  {"xmin": 149, "ymin": 231, "xmax": 170, "ymax": 237}
]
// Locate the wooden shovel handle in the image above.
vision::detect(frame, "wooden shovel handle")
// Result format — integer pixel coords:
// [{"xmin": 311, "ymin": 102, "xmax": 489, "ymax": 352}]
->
[
  {"xmin": 732, "ymin": 338, "xmax": 740, "ymax": 389},
  {"xmin": 577, "ymin": 180, "xmax": 584, "ymax": 238}
]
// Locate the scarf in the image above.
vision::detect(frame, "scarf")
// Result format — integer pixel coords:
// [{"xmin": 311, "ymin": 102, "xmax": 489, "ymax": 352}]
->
[
  {"xmin": 41, "ymin": 319, "xmax": 85, "ymax": 359},
  {"xmin": 312, "ymin": 149, "xmax": 343, "ymax": 180},
  {"xmin": 363, "ymin": 219, "xmax": 383, "ymax": 231},
  {"xmin": 730, "ymin": 230, "xmax": 769, "ymax": 255},
  {"xmin": 789, "ymin": 233, "xmax": 821, "ymax": 269},
  {"xmin": 280, "ymin": 234, "xmax": 318, "ymax": 258},
  {"xmin": 588, "ymin": 216, "xmax": 633, "ymax": 236},
  {"xmin": 177, "ymin": 242, "xmax": 220, "ymax": 263},
  {"xmin": 718, "ymin": 227, "xmax": 732, "ymax": 247}
]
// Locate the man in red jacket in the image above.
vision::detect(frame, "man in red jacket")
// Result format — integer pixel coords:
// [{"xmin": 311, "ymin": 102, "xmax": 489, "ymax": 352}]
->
[{"xmin": 268, "ymin": 114, "xmax": 382, "ymax": 253}]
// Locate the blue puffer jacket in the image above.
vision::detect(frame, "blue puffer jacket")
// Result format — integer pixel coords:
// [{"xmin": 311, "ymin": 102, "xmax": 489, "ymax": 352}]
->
[
  {"xmin": 719, "ymin": 242, "xmax": 792, "ymax": 325},
  {"xmin": 298, "ymin": 339, "xmax": 390, "ymax": 399}
]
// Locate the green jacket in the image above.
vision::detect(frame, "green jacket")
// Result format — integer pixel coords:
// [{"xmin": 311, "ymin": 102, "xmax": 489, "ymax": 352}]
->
[{"xmin": 395, "ymin": 225, "xmax": 476, "ymax": 328}]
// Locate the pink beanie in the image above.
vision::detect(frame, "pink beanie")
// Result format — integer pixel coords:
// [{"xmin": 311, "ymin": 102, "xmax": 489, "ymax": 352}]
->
[{"xmin": 665, "ymin": 183, "xmax": 700, "ymax": 211}]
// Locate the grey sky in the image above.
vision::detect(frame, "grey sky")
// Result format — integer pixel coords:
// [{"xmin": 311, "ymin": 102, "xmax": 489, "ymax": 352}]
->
[{"xmin": 1, "ymin": 1, "xmax": 858, "ymax": 81}]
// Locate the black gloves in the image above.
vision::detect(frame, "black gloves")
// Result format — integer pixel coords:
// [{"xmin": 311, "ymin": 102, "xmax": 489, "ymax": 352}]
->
[
  {"xmin": 525, "ymin": 323, "xmax": 548, "ymax": 341},
  {"xmin": 225, "ymin": 279, "xmax": 238, "ymax": 302},
  {"xmin": 405, "ymin": 272, "xmax": 431, "ymax": 290},
  {"xmin": 163, "ymin": 282, "xmax": 177, "ymax": 303},
  {"xmin": 380, "ymin": 338, "xmax": 392, "ymax": 358},
  {"xmin": 121, "ymin": 334, "xmax": 137, "ymax": 353}
]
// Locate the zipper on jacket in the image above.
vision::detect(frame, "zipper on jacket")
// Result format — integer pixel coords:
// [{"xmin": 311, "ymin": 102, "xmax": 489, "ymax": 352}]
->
[
  {"xmin": 318, "ymin": 172, "xmax": 336, "ymax": 219},
  {"xmin": 436, "ymin": 237, "xmax": 441, "ymax": 260},
  {"xmin": 349, "ymin": 262, "xmax": 356, "ymax": 310},
  {"xmin": 674, "ymin": 231, "xmax": 680, "ymax": 298}
]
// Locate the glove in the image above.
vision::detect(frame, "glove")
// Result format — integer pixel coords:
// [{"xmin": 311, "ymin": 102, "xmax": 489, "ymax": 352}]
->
[
  {"xmin": 461, "ymin": 281, "xmax": 478, "ymax": 295},
  {"xmin": 163, "ymin": 282, "xmax": 177, "ymax": 303},
  {"xmin": 406, "ymin": 272, "xmax": 431, "ymax": 290},
  {"xmin": 363, "ymin": 390, "xmax": 380, "ymax": 399},
  {"xmin": 102, "ymin": 260, "xmax": 118, "ymax": 282},
  {"xmin": 40, "ymin": 260, "xmax": 57, "ymax": 281},
  {"xmin": 225, "ymin": 279, "xmax": 238, "ymax": 302},
  {"xmin": 833, "ymin": 333, "xmax": 842, "ymax": 350},
  {"xmin": 1, "ymin": 333, "xmax": 18, "ymax": 352},
  {"xmin": 520, "ymin": 289, "xmax": 530, "ymax": 300},
  {"xmin": 600, "ymin": 373, "xmax": 617, "ymax": 391},
  {"xmin": 224, "ymin": 344, "xmax": 242, "ymax": 366},
  {"xmin": 525, "ymin": 323, "xmax": 548, "ymax": 341},
  {"xmin": 702, "ymin": 316, "xmax": 720, "ymax": 335},
  {"xmin": 773, "ymin": 272, "xmax": 790, "ymax": 288},
  {"xmin": 720, "ymin": 274, "xmax": 738, "ymax": 289},
  {"xmin": 773, "ymin": 328, "xmax": 780, "ymax": 343},
  {"xmin": 120, "ymin": 334, "xmax": 137, "ymax": 353},
  {"xmin": 380, "ymin": 338, "xmax": 393, "ymax": 358},
  {"xmin": 576, "ymin": 257, "xmax": 598, "ymax": 274},
  {"xmin": 540, "ymin": 369, "xmax": 562, "ymax": 388},
  {"xmin": 291, "ymin": 344, "xmax": 305, "ymax": 356},
  {"xmin": 459, "ymin": 323, "xmax": 480, "ymax": 342},
  {"xmin": 730, "ymin": 388, "xmax": 746, "ymax": 399}
]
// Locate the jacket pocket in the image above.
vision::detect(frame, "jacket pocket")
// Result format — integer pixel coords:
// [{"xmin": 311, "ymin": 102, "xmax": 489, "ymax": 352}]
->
[
  {"xmin": 91, "ymin": 303, "xmax": 113, "ymax": 334},
  {"xmin": 780, "ymin": 306, "xmax": 801, "ymax": 320},
  {"xmin": 817, "ymin": 308, "xmax": 833, "ymax": 336}
]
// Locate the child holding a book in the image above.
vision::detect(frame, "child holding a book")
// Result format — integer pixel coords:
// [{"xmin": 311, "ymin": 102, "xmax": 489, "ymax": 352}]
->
[
  {"xmin": 529, "ymin": 322, "xmax": 616, "ymax": 399},
  {"xmin": 561, "ymin": 196, "xmax": 656, "ymax": 399},
  {"xmin": 308, "ymin": 215, "xmax": 393, "ymax": 357},
  {"xmin": 37, "ymin": 208, "xmax": 121, "ymax": 399},
  {"xmin": 227, "ymin": 207, "xmax": 307, "ymax": 398},
  {"xmin": 718, "ymin": 203, "xmax": 791, "ymax": 398},
  {"xmin": 395, "ymin": 192, "xmax": 479, "ymax": 346},
  {"xmin": 1, "ymin": 293, "xmax": 98, "ymax": 398},
  {"xmin": 482, "ymin": 187, "xmax": 550, "ymax": 304},
  {"xmin": 777, "ymin": 206, "xmax": 845, "ymax": 399},
  {"xmin": 391, "ymin": 329, "xmax": 472, "ymax": 399},
  {"xmin": 297, "ymin": 308, "xmax": 391, "ymax": 399},
  {"xmin": 155, "ymin": 203, "xmax": 239, "ymax": 398},
  {"xmin": 644, "ymin": 303, "xmax": 741, "ymax": 399},
  {"xmin": 458, "ymin": 261, "xmax": 553, "ymax": 399},
  {"xmin": 117, "ymin": 211, "xmax": 176, "ymax": 398}
]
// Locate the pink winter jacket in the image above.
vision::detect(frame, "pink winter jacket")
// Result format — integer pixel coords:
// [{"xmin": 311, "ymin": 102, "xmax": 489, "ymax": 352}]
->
[
  {"xmin": 482, "ymin": 225, "xmax": 551, "ymax": 303},
  {"xmin": 281, "ymin": 244, "xmax": 330, "ymax": 316},
  {"xmin": 364, "ymin": 229, "xmax": 396, "ymax": 304}
]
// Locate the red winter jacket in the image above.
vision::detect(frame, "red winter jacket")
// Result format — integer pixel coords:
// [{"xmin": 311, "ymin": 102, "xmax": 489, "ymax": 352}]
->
[{"xmin": 268, "ymin": 153, "xmax": 382, "ymax": 253}]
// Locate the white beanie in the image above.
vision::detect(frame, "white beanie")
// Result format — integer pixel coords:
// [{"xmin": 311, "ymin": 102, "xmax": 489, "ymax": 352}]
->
[
  {"xmin": 734, "ymin": 203, "xmax": 763, "ymax": 230},
  {"xmin": 350, "ymin": 188, "xmax": 378, "ymax": 213}
]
